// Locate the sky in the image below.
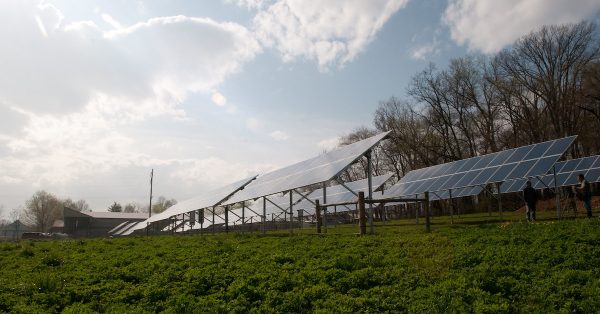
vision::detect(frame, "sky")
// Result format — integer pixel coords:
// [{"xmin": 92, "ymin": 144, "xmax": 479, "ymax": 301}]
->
[{"xmin": 1, "ymin": 0, "xmax": 600, "ymax": 217}]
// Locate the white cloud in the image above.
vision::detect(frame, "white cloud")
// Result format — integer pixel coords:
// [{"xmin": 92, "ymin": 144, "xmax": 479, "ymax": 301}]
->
[
  {"xmin": 253, "ymin": 0, "xmax": 409, "ymax": 70},
  {"xmin": 246, "ymin": 117, "xmax": 261, "ymax": 130},
  {"xmin": 317, "ymin": 137, "xmax": 340, "ymax": 151},
  {"xmin": 0, "ymin": 1, "xmax": 263, "ymax": 209},
  {"xmin": 410, "ymin": 41, "xmax": 439, "ymax": 60},
  {"xmin": 101, "ymin": 13, "xmax": 123, "ymax": 30},
  {"xmin": 443, "ymin": 0, "xmax": 600, "ymax": 54},
  {"xmin": 211, "ymin": 92, "xmax": 227, "ymax": 107},
  {"xmin": 0, "ymin": 2, "xmax": 261, "ymax": 115},
  {"xmin": 225, "ymin": 0, "xmax": 272, "ymax": 10},
  {"xmin": 269, "ymin": 130, "xmax": 289, "ymax": 141}
]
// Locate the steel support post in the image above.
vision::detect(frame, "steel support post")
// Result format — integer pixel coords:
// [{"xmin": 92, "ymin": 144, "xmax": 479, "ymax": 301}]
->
[{"xmin": 225, "ymin": 206, "xmax": 229, "ymax": 233}]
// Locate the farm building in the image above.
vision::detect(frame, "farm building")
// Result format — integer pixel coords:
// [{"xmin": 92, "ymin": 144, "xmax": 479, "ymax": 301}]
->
[
  {"xmin": 0, "ymin": 220, "xmax": 34, "ymax": 240},
  {"xmin": 63, "ymin": 207, "xmax": 148, "ymax": 237}
]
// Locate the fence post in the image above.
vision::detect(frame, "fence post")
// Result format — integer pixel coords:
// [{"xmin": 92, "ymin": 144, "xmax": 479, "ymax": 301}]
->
[
  {"xmin": 315, "ymin": 200, "xmax": 322, "ymax": 234},
  {"xmin": 424, "ymin": 191, "xmax": 431, "ymax": 233},
  {"xmin": 358, "ymin": 192, "xmax": 366, "ymax": 235}
]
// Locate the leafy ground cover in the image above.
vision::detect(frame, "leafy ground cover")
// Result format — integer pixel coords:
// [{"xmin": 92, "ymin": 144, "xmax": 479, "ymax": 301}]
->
[{"xmin": 0, "ymin": 210, "xmax": 599, "ymax": 313}]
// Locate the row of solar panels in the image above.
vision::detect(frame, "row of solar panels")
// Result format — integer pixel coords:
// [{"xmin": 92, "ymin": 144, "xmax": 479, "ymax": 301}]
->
[
  {"xmin": 128, "ymin": 134, "xmax": 582, "ymax": 235},
  {"xmin": 501, "ymin": 155, "xmax": 600, "ymax": 193},
  {"xmin": 108, "ymin": 221, "xmax": 145, "ymax": 236},
  {"xmin": 157, "ymin": 174, "xmax": 394, "ymax": 233},
  {"xmin": 387, "ymin": 136, "xmax": 576, "ymax": 197},
  {"xmin": 126, "ymin": 155, "xmax": 600, "ymax": 235}
]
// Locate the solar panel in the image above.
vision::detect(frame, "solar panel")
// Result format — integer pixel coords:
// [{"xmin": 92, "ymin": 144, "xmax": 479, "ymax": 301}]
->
[
  {"xmin": 145, "ymin": 175, "xmax": 258, "ymax": 224},
  {"xmin": 223, "ymin": 132, "xmax": 390, "ymax": 206},
  {"xmin": 386, "ymin": 136, "xmax": 576, "ymax": 198},
  {"xmin": 501, "ymin": 154, "xmax": 600, "ymax": 195}
]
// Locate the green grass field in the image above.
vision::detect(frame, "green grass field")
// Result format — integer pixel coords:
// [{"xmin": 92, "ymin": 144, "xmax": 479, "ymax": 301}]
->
[{"xmin": 1, "ymin": 210, "xmax": 599, "ymax": 313}]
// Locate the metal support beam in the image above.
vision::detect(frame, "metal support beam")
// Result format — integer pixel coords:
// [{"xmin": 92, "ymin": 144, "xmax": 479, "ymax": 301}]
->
[{"xmin": 293, "ymin": 188, "xmax": 316, "ymax": 205}]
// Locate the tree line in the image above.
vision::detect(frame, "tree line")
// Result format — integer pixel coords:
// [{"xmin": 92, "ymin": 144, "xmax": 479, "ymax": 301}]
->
[
  {"xmin": 2, "ymin": 191, "xmax": 177, "ymax": 232},
  {"xmin": 340, "ymin": 21, "xmax": 600, "ymax": 182}
]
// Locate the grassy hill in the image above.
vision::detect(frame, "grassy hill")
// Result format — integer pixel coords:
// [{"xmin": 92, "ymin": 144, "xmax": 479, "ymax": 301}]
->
[{"xmin": 1, "ymin": 212, "xmax": 599, "ymax": 313}]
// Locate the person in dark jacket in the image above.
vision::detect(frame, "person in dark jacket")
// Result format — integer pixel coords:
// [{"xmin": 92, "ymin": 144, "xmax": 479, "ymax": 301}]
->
[
  {"xmin": 575, "ymin": 174, "xmax": 593, "ymax": 218},
  {"xmin": 523, "ymin": 180, "xmax": 537, "ymax": 222}
]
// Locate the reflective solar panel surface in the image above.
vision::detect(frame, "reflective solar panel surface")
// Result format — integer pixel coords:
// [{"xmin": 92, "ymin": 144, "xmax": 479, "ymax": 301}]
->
[
  {"xmin": 224, "ymin": 132, "xmax": 390, "ymax": 205},
  {"xmin": 385, "ymin": 136, "xmax": 576, "ymax": 198},
  {"xmin": 146, "ymin": 175, "xmax": 258, "ymax": 224}
]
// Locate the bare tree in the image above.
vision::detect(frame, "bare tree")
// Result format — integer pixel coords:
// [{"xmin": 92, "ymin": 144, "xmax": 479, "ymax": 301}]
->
[
  {"xmin": 495, "ymin": 21, "xmax": 599, "ymax": 145},
  {"xmin": 63, "ymin": 198, "xmax": 90, "ymax": 212},
  {"xmin": 123, "ymin": 203, "xmax": 137, "ymax": 213},
  {"xmin": 22, "ymin": 191, "xmax": 62, "ymax": 232},
  {"xmin": 152, "ymin": 197, "xmax": 177, "ymax": 214}
]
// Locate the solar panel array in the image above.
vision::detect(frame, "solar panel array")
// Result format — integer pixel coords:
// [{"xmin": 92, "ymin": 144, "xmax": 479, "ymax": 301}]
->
[
  {"xmin": 223, "ymin": 132, "xmax": 391, "ymax": 205},
  {"xmin": 385, "ymin": 136, "xmax": 576, "ymax": 198},
  {"xmin": 145, "ymin": 175, "xmax": 257, "ymax": 224},
  {"xmin": 166, "ymin": 174, "xmax": 394, "ymax": 232},
  {"xmin": 501, "ymin": 155, "xmax": 600, "ymax": 193}
]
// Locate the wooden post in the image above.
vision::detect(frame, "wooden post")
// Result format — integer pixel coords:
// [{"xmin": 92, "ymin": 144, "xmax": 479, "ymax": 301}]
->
[
  {"xmin": 315, "ymin": 200, "xmax": 322, "ymax": 234},
  {"xmin": 225, "ymin": 206, "xmax": 229, "ymax": 233},
  {"xmin": 424, "ymin": 191, "xmax": 431, "ymax": 233},
  {"xmin": 358, "ymin": 192, "xmax": 366, "ymax": 235}
]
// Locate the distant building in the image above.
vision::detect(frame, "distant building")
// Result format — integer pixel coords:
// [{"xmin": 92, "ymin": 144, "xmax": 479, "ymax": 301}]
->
[
  {"xmin": 0, "ymin": 220, "xmax": 34, "ymax": 240},
  {"xmin": 63, "ymin": 207, "xmax": 147, "ymax": 237},
  {"xmin": 50, "ymin": 220, "xmax": 64, "ymax": 234}
]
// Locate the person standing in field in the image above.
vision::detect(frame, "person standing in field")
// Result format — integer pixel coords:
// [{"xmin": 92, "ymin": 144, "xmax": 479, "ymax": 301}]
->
[
  {"xmin": 523, "ymin": 180, "xmax": 538, "ymax": 222},
  {"xmin": 575, "ymin": 174, "xmax": 593, "ymax": 218}
]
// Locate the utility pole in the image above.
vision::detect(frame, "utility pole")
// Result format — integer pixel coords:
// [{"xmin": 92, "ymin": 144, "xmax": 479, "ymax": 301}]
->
[{"xmin": 147, "ymin": 168, "xmax": 153, "ymax": 236}]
